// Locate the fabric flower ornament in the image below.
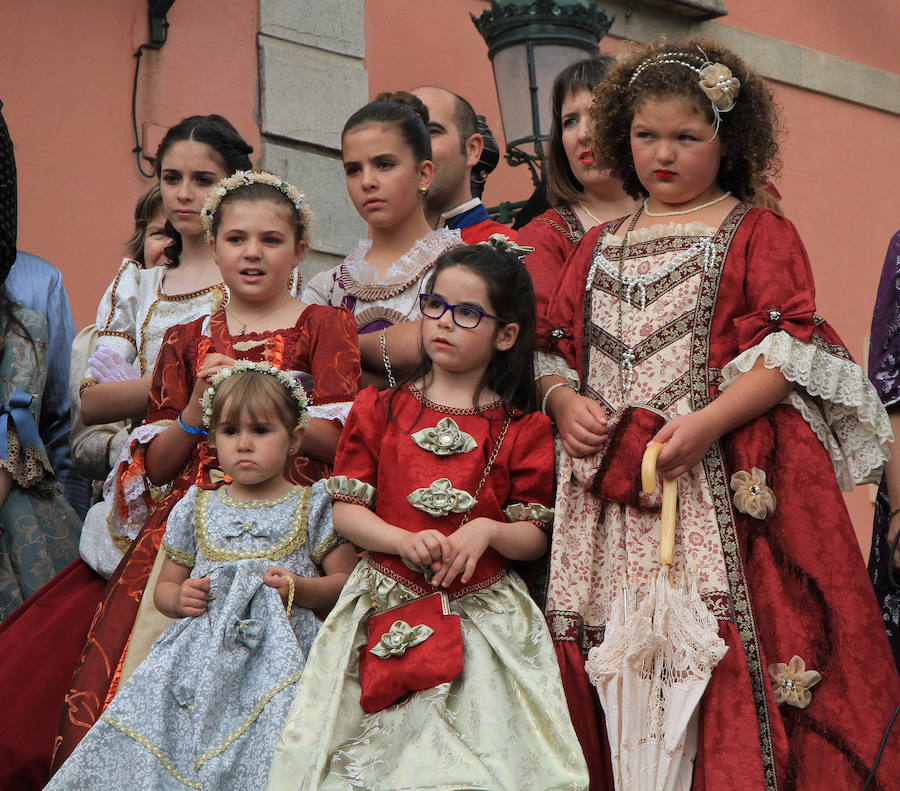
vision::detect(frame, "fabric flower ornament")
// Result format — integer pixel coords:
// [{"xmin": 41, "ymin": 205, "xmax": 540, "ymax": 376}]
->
[
  {"xmin": 698, "ymin": 63, "xmax": 741, "ymax": 112},
  {"xmin": 730, "ymin": 467, "xmax": 776, "ymax": 519},
  {"xmin": 407, "ymin": 478, "xmax": 476, "ymax": 517},
  {"xmin": 371, "ymin": 619, "xmax": 435, "ymax": 658},
  {"xmin": 225, "ymin": 616, "xmax": 266, "ymax": 650},
  {"xmin": 411, "ymin": 418, "xmax": 478, "ymax": 456},
  {"xmin": 767, "ymin": 655, "xmax": 822, "ymax": 708},
  {"xmin": 479, "ymin": 233, "xmax": 535, "ymax": 261}
]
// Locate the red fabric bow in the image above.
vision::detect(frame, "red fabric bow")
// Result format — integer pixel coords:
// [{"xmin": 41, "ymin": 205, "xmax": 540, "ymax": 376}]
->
[{"xmin": 734, "ymin": 290, "xmax": 815, "ymax": 349}]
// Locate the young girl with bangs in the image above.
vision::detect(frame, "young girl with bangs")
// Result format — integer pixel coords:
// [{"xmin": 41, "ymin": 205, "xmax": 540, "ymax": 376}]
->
[
  {"xmin": 51, "ymin": 171, "xmax": 361, "ymax": 771},
  {"xmin": 47, "ymin": 364, "xmax": 356, "ymax": 791},
  {"xmin": 538, "ymin": 38, "xmax": 900, "ymax": 790},
  {"xmin": 267, "ymin": 241, "xmax": 588, "ymax": 791},
  {"xmin": 302, "ymin": 91, "xmax": 461, "ymax": 388}
]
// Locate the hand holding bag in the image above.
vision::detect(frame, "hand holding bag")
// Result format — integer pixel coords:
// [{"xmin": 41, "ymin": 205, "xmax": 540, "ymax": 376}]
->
[{"xmin": 357, "ymin": 416, "xmax": 510, "ymax": 713}]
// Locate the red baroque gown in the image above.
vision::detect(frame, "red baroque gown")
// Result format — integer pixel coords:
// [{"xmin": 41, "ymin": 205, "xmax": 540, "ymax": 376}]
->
[
  {"xmin": 538, "ymin": 204, "xmax": 900, "ymax": 790},
  {"xmin": 52, "ymin": 305, "xmax": 360, "ymax": 770}
]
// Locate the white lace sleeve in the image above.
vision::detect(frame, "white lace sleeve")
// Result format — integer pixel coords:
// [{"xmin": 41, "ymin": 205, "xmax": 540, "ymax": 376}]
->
[
  {"xmin": 102, "ymin": 422, "xmax": 171, "ymax": 539},
  {"xmin": 535, "ymin": 351, "xmax": 580, "ymax": 389},
  {"xmin": 307, "ymin": 401, "xmax": 353, "ymax": 425},
  {"xmin": 720, "ymin": 330, "xmax": 892, "ymax": 489}
]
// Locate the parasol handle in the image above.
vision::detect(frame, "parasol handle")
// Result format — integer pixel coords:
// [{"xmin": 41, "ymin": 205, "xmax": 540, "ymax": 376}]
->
[{"xmin": 641, "ymin": 443, "xmax": 678, "ymax": 568}]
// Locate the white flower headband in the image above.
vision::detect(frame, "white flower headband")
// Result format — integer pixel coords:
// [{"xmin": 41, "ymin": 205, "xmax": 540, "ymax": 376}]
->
[
  {"xmin": 628, "ymin": 48, "xmax": 741, "ymax": 129},
  {"xmin": 200, "ymin": 360, "xmax": 309, "ymax": 429},
  {"xmin": 200, "ymin": 170, "xmax": 314, "ymax": 244},
  {"xmin": 478, "ymin": 233, "xmax": 534, "ymax": 261}
]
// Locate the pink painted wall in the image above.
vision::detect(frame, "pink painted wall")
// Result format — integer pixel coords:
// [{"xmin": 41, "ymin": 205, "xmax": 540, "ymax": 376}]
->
[
  {"xmin": 0, "ymin": 0, "xmax": 260, "ymax": 329},
  {"xmin": 366, "ymin": 0, "xmax": 900, "ymax": 551}
]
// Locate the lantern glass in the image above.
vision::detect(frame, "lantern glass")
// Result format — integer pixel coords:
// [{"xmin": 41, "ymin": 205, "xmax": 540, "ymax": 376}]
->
[{"xmin": 491, "ymin": 42, "xmax": 586, "ymax": 158}]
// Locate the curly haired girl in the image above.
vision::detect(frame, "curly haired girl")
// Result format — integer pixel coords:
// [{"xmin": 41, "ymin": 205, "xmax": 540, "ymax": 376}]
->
[{"xmin": 538, "ymin": 37, "xmax": 900, "ymax": 790}]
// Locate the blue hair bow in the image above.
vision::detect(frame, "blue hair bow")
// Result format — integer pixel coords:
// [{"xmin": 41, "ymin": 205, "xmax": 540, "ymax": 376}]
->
[{"xmin": 0, "ymin": 391, "xmax": 42, "ymax": 462}]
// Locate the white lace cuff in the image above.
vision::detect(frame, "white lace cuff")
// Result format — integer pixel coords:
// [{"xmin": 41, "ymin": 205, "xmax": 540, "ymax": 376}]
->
[
  {"xmin": 535, "ymin": 351, "xmax": 580, "ymax": 388},
  {"xmin": 721, "ymin": 330, "xmax": 892, "ymax": 488},
  {"xmin": 102, "ymin": 422, "xmax": 171, "ymax": 537},
  {"xmin": 308, "ymin": 401, "xmax": 352, "ymax": 425}
]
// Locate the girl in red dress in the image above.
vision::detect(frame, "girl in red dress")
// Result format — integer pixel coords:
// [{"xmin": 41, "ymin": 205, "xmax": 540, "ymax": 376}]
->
[
  {"xmin": 52, "ymin": 170, "xmax": 361, "ymax": 770},
  {"xmin": 538, "ymin": 38, "xmax": 900, "ymax": 790},
  {"xmin": 267, "ymin": 241, "xmax": 588, "ymax": 790}
]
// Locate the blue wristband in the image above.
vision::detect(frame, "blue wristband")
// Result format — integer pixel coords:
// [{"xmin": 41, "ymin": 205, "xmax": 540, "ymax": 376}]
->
[{"xmin": 177, "ymin": 411, "xmax": 208, "ymax": 436}]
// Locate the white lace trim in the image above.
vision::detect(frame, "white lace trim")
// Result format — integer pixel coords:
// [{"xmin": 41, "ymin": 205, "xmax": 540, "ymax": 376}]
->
[
  {"xmin": 102, "ymin": 423, "xmax": 169, "ymax": 533},
  {"xmin": 720, "ymin": 330, "xmax": 892, "ymax": 488},
  {"xmin": 606, "ymin": 220, "xmax": 716, "ymax": 244},
  {"xmin": 535, "ymin": 351, "xmax": 580, "ymax": 389},
  {"xmin": 308, "ymin": 401, "xmax": 352, "ymax": 425},
  {"xmin": 343, "ymin": 229, "xmax": 461, "ymax": 285}
]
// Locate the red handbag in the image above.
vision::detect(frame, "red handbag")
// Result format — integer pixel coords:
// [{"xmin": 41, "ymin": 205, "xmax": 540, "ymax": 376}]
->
[
  {"xmin": 358, "ymin": 588, "xmax": 463, "ymax": 713},
  {"xmin": 593, "ymin": 404, "xmax": 667, "ymax": 507},
  {"xmin": 357, "ymin": 417, "xmax": 511, "ymax": 713}
]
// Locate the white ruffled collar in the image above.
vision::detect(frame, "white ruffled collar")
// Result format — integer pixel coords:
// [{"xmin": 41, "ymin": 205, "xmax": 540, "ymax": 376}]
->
[{"xmin": 343, "ymin": 228, "xmax": 461, "ymax": 286}]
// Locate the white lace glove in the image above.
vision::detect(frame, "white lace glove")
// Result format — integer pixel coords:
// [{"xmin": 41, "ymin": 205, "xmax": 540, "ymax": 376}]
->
[{"xmin": 89, "ymin": 345, "xmax": 140, "ymax": 383}]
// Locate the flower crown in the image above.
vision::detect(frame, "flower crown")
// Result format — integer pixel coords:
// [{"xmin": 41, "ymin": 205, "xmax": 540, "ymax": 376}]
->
[
  {"xmin": 200, "ymin": 170, "xmax": 314, "ymax": 244},
  {"xmin": 478, "ymin": 233, "xmax": 534, "ymax": 261},
  {"xmin": 200, "ymin": 360, "xmax": 309, "ymax": 429},
  {"xmin": 628, "ymin": 47, "xmax": 741, "ymax": 129}
]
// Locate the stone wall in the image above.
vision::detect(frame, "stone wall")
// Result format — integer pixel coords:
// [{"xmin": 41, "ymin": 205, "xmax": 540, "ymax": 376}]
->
[{"xmin": 258, "ymin": 0, "xmax": 369, "ymax": 284}]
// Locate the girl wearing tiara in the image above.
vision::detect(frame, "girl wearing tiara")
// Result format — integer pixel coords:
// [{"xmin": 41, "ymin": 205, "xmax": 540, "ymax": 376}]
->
[
  {"xmin": 267, "ymin": 242, "xmax": 588, "ymax": 791},
  {"xmin": 302, "ymin": 91, "xmax": 461, "ymax": 387},
  {"xmin": 53, "ymin": 171, "xmax": 361, "ymax": 769},
  {"xmin": 47, "ymin": 363, "xmax": 357, "ymax": 791},
  {"xmin": 539, "ymin": 39, "xmax": 900, "ymax": 790}
]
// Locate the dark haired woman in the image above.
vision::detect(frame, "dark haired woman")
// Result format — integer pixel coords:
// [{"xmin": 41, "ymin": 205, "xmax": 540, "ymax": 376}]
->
[
  {"xmin": 302, "ymin": 92, "xmax": 461, "ymax": 386},
  {"xmin": 518, "ymin": 56, "xmax": 637, "ymax": 319}
]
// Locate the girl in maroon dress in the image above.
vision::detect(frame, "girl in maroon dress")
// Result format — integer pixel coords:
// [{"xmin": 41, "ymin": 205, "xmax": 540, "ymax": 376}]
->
[
  {"xmin": 538, "ymin": 39, "xmax": 900, "ymax": 790},
  {"xmin": 52, "ymin": 171, "xmax": 361, "ymax": 770}
]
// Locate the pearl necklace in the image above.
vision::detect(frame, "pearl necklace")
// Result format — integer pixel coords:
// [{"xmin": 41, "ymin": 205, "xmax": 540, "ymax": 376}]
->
[
  {"xmin": 643, "ymin": 191, "xmax": 731, "ymax": 217},
  {"xmin": 578, "ymin": 202, "xmax": 604, "ymax": 226}
]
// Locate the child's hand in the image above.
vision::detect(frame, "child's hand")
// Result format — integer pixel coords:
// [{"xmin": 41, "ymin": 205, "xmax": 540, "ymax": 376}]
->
[
  {"xmin": 394, "ymin": 528, "xmax": 451, "ymax": 572},
  {"xmin": 263, "ymin": 565, "xmax": 299, "ymax": 606},
  {"xmin": 183, "ymin": 354, "xmax": 236, "ymax": 425},
  {"xmin": 177, "ymin": 576, "xmax": 211, "ymax": 617},
  {"xmin": 430, "ymin": 518, "xmax": 497, "ymax": 588},
  {"xmin": 651, "ymin": 411, "xmax": 719, "ymax": 478},
  {"xmin": 551, "ymin": 388, "xmax": 608, "ymax": 458}
]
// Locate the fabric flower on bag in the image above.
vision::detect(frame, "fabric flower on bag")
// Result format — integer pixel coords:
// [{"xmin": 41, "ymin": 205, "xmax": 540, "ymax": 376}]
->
[
  {"xmin": 730, "ymin": 468, "xmax": 777, "ymax": 519},
  {"xmin": 699, "ymin": 63, "xmax": 741, "ymax": 112},
  {"xmin": 371, "ymin": 619, "xmax": 435, "ymax": 658},
  {"xmin": 768, "ymin": 655, "xmax": 822, "ymax": 708}
]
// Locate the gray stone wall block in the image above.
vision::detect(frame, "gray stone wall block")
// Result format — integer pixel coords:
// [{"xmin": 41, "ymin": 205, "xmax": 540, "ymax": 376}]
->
[
  {"xmin": 260, "ymin": 37, "xmax": 369, "ymax": 149},
  {"xmin": 260, "ymin": 0, "xmax": 365, "ymax": 58},
  {"xmin": 262, "ymin": 141, "xmax": 367, "ymax": 263}
]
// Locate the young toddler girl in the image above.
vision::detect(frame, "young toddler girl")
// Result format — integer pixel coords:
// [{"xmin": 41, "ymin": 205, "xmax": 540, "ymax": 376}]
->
[{"xmin": 47, "ymin": 362, "xmax": 357, "ymax": 790}]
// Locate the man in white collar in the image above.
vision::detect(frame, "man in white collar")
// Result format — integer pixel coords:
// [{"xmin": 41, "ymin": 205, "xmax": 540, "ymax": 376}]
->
[{"xmin": 411, "ymin": 86, "xmax": 517, "ymax": 243}]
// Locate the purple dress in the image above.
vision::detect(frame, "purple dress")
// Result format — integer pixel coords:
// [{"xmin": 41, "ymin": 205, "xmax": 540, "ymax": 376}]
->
[{"xmin": 868, "ymin": 230, "xmax": 900, "ymax": 670}]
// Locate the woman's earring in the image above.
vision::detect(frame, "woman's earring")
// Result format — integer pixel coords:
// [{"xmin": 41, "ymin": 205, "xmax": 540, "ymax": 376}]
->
[{"xmin": 419, "ymin": 185, "xmax": 428, "ymax": 195}]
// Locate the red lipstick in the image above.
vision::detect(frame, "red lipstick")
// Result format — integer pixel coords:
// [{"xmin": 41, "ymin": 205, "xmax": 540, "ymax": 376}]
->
[{"xmin": 654, "ymin": 169, "xmax": 675, "ymax": 180}]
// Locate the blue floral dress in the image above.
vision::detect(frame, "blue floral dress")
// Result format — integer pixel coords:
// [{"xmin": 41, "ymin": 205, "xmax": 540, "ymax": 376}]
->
[{"xmin": 46, "ymin": 480, "xmax": 342, "ymax": 790}]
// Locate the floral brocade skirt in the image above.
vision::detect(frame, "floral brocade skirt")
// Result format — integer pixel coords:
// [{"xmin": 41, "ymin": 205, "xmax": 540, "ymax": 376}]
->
[{"xmin": 266, "ymin": 561, "xmax": 589, "ymax": 791}]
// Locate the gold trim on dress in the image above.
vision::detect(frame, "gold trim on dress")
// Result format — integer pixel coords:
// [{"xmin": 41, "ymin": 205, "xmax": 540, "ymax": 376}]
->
[
  {"xmin": 193, "ymin": 670, "xmax": 303, "ymax": 770},
  {"xmin": 194, "ymin": 487, "xmax": 309, "ymax": 562},
  {"xmin": 310, "ymin": 532, "xmax": 344, "ymax": 565},
  {"xmin": 100, "ymin": 712, "xmax": 203, "ymax": 789},
  {"xmin": 162, "ymin": 539, "xmax": 195, "ymax": 568}
]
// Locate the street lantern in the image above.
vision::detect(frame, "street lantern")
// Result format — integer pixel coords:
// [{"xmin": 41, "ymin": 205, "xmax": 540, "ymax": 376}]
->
[{"xmin": 472, "ymin": 0, "xmax": 614, "ymax": 187}]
